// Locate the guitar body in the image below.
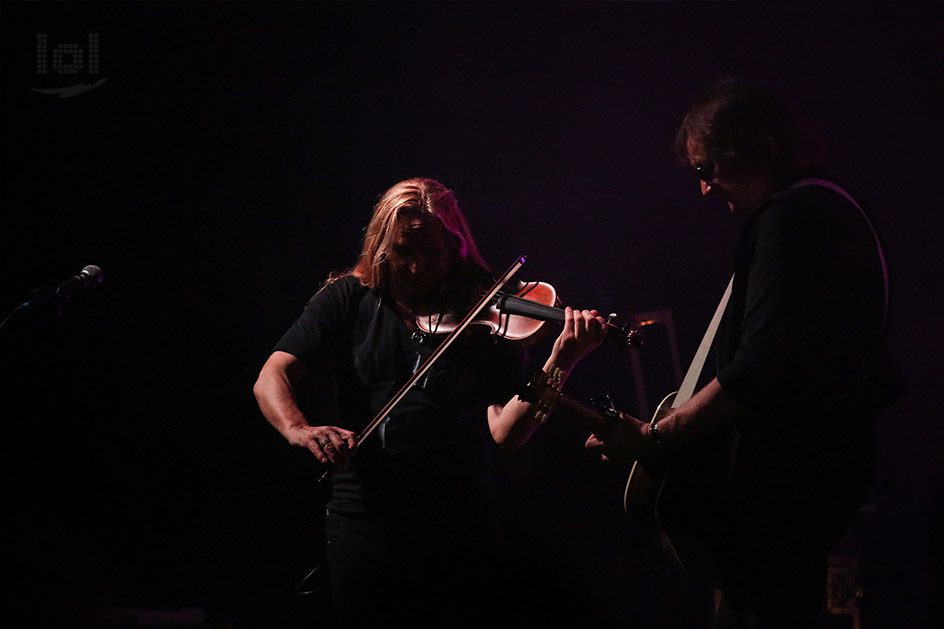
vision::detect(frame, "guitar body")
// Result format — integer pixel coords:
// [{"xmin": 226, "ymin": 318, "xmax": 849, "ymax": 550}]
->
[
  {"xmin": 623, "ymin": 392, "xmax": 676, "ymax": 528},
  {"xmin": 523, "ymin": 371, "xmax": 732, "ymax": 587},
  {"xmin": 623, "ymin": 392, "xmax": 731, "ymax": 588}
]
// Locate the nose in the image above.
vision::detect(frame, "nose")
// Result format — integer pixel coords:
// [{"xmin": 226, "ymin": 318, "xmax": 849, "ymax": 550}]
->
[{"xmin": 700, "ymin": 180, "xmax": 713, "ymax": 196}]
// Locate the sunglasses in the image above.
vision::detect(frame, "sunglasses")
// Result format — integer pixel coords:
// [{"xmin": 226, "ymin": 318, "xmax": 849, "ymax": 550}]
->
[{"xmin": 693, "ymin": 162, "xmax": 717, "ymax": 182}]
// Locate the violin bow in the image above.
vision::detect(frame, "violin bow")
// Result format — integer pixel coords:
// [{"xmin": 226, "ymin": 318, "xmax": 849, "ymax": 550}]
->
[{"xmin": 318, "ymin": 255, "xmax": 526, "ymax": 481}]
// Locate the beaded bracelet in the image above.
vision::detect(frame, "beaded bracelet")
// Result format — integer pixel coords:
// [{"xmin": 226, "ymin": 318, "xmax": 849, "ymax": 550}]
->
[{"xmin": 532, "ymin": 366, "xmax": 564, "ymax": 423}]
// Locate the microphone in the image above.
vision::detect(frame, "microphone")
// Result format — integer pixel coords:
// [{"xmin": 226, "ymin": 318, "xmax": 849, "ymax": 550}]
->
[{"xmin": 20, "ymin": 265, "xmax": 104, "ymax": 311}]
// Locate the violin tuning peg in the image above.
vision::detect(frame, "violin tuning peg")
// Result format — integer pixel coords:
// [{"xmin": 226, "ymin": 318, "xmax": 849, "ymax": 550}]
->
[{"xmin": 606, "ymin": 312, "xmax": 618, "ymax": 324}]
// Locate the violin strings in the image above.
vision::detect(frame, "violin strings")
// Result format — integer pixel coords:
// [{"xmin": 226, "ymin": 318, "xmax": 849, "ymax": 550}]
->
[{"xmin": 495, "ymin": 280, "xmax": 539, "ymax": 339}]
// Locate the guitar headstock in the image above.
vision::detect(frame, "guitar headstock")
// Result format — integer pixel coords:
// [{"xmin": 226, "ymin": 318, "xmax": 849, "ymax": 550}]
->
[{"xmin": 519, "ymin": 368, "xmax": 622, "ymax": 437}]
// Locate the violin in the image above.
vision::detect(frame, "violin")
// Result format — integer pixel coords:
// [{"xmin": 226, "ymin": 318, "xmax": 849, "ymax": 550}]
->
[
  {"xmin": 415, "ymin": 279, "xmax": 642, "ymax": 348},
  {"xmin": 318, "ymin": 256, "xmax": 640, "ymax": 482}
]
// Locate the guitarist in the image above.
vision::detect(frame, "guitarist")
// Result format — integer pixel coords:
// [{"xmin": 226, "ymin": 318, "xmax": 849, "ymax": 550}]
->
[{"xmin": 586, "ymin": 79, "xmax": 904, "ymax": 629}]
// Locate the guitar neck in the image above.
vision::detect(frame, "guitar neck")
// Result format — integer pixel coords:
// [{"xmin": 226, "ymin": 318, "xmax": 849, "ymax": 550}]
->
[{"xmin": 551, "ymin": 393, "xmax": 617, "ymax": 436}]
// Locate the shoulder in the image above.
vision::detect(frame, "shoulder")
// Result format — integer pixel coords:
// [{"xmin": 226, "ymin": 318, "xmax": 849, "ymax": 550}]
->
[
  {"xmin": 747, "ymin": 192, "xmax": 813, "ymax": 240},
  {"xmin": 753, "ymin": 171, "xmax": 860, "ymax": 234},
  {"xmin": 308, "ymin": 274, "xmax": 370, "ymax": 306},
  {"xmin": 767, "ymin": 171, "xmax": 865, "ymax": 218},
  {"xmin": 296, "ymin": 275, "xmax": 376, "ymax": 328}
]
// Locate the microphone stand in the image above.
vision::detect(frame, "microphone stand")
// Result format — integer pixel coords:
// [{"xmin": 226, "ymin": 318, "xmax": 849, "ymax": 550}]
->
[{"xmin": 1, "ymin": 288, "xmax": 83, "ymax": 351}]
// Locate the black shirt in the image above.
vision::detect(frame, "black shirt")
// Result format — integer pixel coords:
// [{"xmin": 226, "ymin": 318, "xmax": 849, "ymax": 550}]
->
[
  {"xmin": 717, "ymin": 171, "xmax": 888, "ymax": 430},
  {"xmin": 274, "ymin": 275, "xmax": 525, "ymax": 519},
  {"xmin": 713, "ymin": 169, "xmax": 901, "ymax": 503},
  {"xmin": 672, "ymin": 170, "xmax": 904, "ymax": 590}
]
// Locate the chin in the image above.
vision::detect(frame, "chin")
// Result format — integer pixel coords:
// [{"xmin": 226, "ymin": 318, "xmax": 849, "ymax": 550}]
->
[{"xmin": 406, "ymin": 285, "xmax": 437, "ymax": 299}]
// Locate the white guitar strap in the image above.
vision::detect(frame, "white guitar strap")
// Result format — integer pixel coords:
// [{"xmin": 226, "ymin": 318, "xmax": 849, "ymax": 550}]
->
[
  {"xmin": 673, "ymin": 178, "xmax": 887, "ymax": 412},
  {"xmin": 674, "ymin": 275, "xmax": 734, "ymax": 409}
]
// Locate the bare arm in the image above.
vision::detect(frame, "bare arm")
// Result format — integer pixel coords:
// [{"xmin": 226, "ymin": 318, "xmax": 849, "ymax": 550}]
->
[
  {"xmin": 252, "ymin": 350, "xmax": 357, "ymax": 469},
  {"xmin": 585, "ymin": 377, "xmax": 744, "ymax": 464},
  {"xmin": 488, "ymin": 307, "xmax": 608, "ymax": 451}
]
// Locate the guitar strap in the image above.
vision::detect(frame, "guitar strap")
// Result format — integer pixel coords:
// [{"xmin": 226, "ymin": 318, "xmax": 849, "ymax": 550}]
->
[
  {"xmin": 674, "ymin": 275, "xmax": 734, "ymax": 409},
  {"xmin": 791, "ymin": 178, "xmax": 890, "ymax": 326},
  {"xmin": 676, "ymin": 178, "xmax": 888, "ymax": 410}
]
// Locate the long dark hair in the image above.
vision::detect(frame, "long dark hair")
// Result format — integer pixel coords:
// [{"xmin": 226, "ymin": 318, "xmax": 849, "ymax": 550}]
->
[
  {"xmin": 675, "ymin": 78, "xmax": 826, "ymax": 178},
  {"xmin": 341, "ymin": 178, "xmax": 491, "ymax": 296}
]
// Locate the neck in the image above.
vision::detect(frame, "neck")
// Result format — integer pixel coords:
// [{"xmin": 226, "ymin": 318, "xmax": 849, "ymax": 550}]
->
[{"xmin": 388, "ymin": 287, "xmax": 437, "ymax": 319}]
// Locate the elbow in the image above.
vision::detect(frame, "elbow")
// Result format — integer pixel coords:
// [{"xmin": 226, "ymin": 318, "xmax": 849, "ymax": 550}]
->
[
  {"xmin": 498, "ymin": 440, "xmax": 524, "ymax": 454},
  {"xmin": 487, "ymin": 403, "xmax": 537, "ymax": 453},
  {"xmin": 489, "ymin": 424, "xmax": 507, "ymax": 448},
  {"xmin": 493, "ymin": 435, "xmax": 515, "ymax": 453},
  {"xmin": 252, "ymin": 374, "xmax": 266, "ymax": 404},
  {"xmin": 490, "ymin": 426, "xmax": 527, "ymax": 453},
  {"xmin": 489, "ymin": 424, "xmax": 513, "ymax": 452},
  {"xmin": 252, "ymin": 367, "xmax": 274, "ymax": 404}
]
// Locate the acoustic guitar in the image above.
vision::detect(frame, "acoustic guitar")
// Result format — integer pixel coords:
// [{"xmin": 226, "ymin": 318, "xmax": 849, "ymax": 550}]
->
[
  {"xmin": 521, "ymin": 371, "xmax": 727, "ymax": 588},
  {"xmin": 622, "ymin": 391, "xmax": 729, "ymax": 588}
]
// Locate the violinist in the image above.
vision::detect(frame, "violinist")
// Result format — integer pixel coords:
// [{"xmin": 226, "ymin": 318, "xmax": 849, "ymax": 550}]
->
[{"xmin": 253, "ymin": 177, "xmax": 607, "ymax": 628}]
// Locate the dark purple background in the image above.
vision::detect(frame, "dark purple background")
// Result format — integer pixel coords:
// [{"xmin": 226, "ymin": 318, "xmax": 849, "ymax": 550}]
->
[{"xmin": 2, "ymin": 2, "xmax": 941, "ymax": 627}]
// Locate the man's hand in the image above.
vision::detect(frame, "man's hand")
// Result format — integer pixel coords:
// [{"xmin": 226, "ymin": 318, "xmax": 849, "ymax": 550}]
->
[
  {"xmin": 585, "ymin": 412, "xmax": 653, "ymax": 465},
  {"xmin": 285, "ymin": 424, "xmax": 357, "ymax": 470}
]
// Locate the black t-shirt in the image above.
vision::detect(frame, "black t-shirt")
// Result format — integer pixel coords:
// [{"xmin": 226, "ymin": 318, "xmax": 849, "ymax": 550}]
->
[
  {"xmin": 715, "ymin": 170, "xmax": 897, "ymax": 494},
  {"xmin": 273, "ymin": 275, "xmax": 526, "ymax": 519},
  {"xmin": 717, "ymin": 172, "xmax": 888, "ymax": 420},
  {"xmin": 683, "ymin": 172, "xmax": 903, "ymax": 581}
]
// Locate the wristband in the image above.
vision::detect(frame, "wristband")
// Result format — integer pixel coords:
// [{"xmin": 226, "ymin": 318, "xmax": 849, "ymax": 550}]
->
[
  {"xmin": 532, "ymin": 367, "xmax": 564, "ymax": 423},
  {"xmin": 649, "ymin": 420, "xmax": 664, "ymax": 447}
]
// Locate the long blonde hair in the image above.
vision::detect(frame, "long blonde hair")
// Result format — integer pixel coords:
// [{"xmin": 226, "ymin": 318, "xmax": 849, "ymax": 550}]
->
[{"xmin": 348, "ymin": 178, "xmax": 491, "ymax": 292}]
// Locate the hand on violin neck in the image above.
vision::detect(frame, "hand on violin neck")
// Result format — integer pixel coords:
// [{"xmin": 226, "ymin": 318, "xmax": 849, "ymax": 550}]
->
[{"xmin": 546, "ymin": 306, "xmax": 608, "ymax": 374}]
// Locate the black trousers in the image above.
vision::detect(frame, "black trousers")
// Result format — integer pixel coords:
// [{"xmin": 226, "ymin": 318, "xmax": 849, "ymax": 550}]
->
[
  {"xmin": 710, "ymin": 448, "xmax": 873, "ymax": 628},
  {"xmin": 711, "ymin": 543, "xmax": 829, "ymax": 629},
  {"xmin": 324, "ymin": 509, "xmax": 503, "ymax": 629}
]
